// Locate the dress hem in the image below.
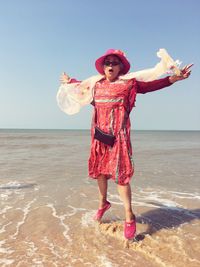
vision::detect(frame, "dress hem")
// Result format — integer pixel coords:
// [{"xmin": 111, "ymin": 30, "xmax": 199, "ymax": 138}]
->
[{"xmin": 88, "ymin": 173, "xmax": 133, "ymax": 186}]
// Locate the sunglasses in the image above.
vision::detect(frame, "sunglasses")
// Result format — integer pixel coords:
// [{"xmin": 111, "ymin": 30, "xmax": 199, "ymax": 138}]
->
[{"xmin": 104, "ymin": 61, "xmax": 120, "ymax": 66}]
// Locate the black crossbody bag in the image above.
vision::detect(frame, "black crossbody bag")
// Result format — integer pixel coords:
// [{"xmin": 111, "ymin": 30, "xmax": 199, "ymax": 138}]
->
[
  {"xmin": 94, "ymin": 126, "xmax": 116, "ymax": 147},
  {"xmin": 94, "ymin": 106, "xmax": 129, "ymax": 147}
]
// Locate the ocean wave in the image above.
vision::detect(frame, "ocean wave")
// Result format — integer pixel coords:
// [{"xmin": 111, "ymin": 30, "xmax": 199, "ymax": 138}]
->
[{"xmin": 0, "ymin": 181, "xmax": 37, "ymax": 190}]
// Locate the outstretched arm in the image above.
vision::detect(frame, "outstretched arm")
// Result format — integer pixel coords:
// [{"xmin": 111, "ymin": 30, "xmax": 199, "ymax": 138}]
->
[
  {"xmin": 60, "ymin": 72, "xmax": 81, "ymax": 84},
  {"xmin": 137, "ymin": 76, "xmax": 172, "ymax": 94},
  {"xmin": 137, "ymin": 64, "xmax": 193, "ymax": 94}
]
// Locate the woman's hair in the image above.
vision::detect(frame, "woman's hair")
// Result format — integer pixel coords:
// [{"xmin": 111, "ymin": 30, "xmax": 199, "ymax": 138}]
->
[
  {"xmin": 119, "ymin": 61, "xmax": 124, "ymax": 74},
  {"xmin": 116, "ymin": 57, "xmax": 124, "ymax": 75}
]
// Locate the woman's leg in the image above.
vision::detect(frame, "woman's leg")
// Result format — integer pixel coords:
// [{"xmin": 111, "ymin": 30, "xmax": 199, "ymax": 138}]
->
[
  {"xmin": 97, "ymin": 174, "xmax": 108, "ymax": 209},
  {"xmin": 117, "ymin": 183, "xmax": 134, "ymax": 222}
]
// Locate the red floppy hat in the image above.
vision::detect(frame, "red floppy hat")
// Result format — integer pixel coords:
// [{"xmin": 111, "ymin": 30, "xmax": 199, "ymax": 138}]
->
[{"xmin": 95, "ymin": 49, "xmax": 131, "ymax": 75}]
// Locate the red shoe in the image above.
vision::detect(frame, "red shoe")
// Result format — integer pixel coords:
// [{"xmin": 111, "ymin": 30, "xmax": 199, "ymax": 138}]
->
[
  {"xmin": 124, "ymin": 216, "xmax": 136, "ymax": 240},
  {"xmin": 93, "ymin": 201, "xmax": 111, "ymax": 221}
]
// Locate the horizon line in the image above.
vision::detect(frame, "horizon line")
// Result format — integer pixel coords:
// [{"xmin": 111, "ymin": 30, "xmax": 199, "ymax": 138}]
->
[{"xmin": 0, "ymin": 128, "xmax": 199, "ymax": 132}]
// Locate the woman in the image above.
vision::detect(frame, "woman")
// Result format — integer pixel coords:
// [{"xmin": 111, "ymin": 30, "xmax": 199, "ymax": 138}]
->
[{"xmin": 58, "ymin": 49, "xmax": 192, "ymax": 240}]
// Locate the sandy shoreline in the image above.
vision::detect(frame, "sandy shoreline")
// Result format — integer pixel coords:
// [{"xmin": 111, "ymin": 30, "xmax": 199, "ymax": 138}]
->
[{"xmin": 0, "ymin": 181, "xmax": 200, "ymax": 267}]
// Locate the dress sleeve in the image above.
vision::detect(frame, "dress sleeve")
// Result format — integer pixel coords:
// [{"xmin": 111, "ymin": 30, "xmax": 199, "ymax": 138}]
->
[
  {"xmin": 136, "ymin": 76, "xmax": 172, "ymax": 94},
  {"xmin": 69, "ymin": 78, "xmax": 81, "ymax": 83}
]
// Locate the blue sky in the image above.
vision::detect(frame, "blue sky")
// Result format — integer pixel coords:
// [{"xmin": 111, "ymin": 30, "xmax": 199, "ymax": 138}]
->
[{"xmin": 0, "ymin": 0, "xmax": 199, "ymax": 130}]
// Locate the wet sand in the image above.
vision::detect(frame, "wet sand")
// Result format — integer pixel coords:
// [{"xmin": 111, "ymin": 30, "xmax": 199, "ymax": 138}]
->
[{"xmin": 1, "ymin": 181, "xmax": 200, "ymax": 267}]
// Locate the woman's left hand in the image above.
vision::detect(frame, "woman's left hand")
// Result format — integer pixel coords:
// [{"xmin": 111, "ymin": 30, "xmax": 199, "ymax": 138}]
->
[{"xmin": 169, "ymin": 63, "xmax": 193, "ymax": 83}]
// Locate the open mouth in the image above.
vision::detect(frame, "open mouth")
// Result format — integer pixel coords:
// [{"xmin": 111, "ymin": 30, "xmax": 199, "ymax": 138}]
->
[{"xmin": 108, "ymin": 69, "xmax": 113, "ymax": 73}]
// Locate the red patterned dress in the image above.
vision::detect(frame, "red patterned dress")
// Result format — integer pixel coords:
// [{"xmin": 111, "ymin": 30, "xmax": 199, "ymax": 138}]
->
[{"xmin": 88, "ymin": 77, "xmax": 172, "ymax": 185}]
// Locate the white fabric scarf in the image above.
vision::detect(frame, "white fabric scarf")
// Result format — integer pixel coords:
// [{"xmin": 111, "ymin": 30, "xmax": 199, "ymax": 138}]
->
[{"xmin": 57, "ymin": 48, "xmax": 181, "ymax": 115}]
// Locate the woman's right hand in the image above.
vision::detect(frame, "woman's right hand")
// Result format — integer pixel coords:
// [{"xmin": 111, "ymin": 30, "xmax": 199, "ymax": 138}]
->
[{"xmin": 60, "ymin": 72, "xmax": 71, "ymax": 84}]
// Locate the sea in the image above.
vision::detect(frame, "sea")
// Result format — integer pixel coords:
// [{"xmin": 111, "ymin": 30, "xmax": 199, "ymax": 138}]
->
[{"xmin": 0, "ymin": 129, "xmax": 200, "ymax": 267}]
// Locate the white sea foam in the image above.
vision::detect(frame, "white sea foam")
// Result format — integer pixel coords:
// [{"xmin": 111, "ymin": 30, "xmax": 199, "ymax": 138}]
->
[
  {"xmin": 109, "ymin": 190, "xmax": 181, "ymax": 208},
  {"xmin": 0, "ymin": 190, "xmax": 12, "ymax": 201},
  {"xmin": 12, "ymin": 198, "xmax": 37, "ymax": 239},
  {"xmin": 0, "ymin": 205, "xmax": 12, "ymax": 215},
  {"xmin": 132, "ymin": 188, "xmax": 200, "ymax": 210},
  {"xmin": 107, "ymin": 193, "xmax": 123, "ymax": 205},
  {"xmin": 81, "ymin": 211, "xmax": 96, "ymax": 227},
  {"xmin": 0, "ymin": 259, "xmax": 15, "ymax": 266},
  {"xmin": 97, "ymin": 255, "xmax": 118, "ymax": 267},
  {"xmin": 0, "ymin": 193, "xmax": 10, "ymax": 201},
  {"xmin": 168, "ymin": 191, "xmax": 200, "ymax": 200},
  {"xmin": 32, "ymin": 258, "xmax": 44, "ymax": 267},
  {"xmin": 0, "ymin": 221, "xmax": 12, "ymax": 234},
  {"xmin": 134, "ymin": 188, "xmax": 182, "ymax": 207},
  {"xmin": 42, "ymin": 237, "xmax": 62, "ymax": 259},
  {"xmin": 0, "ymin": 240, "xmax": 7, "ymax": 254},
  {"xmin": 46, "ymin": 203, "xmax": 71, "ymax": 242},
  {"xmin": 67, "ymin": 205, "xmax": 87, "ymax": 216},
  {"xmin": 0, "ymin": 240, "xmax": 14, "ymax": 254},
  {"xmin": 25, "ymin": 240, "xmax": 38, "ymax": 257},
  {"xmin": 42, "ymin": 236, "xmax": 68, "ymax": 261}
]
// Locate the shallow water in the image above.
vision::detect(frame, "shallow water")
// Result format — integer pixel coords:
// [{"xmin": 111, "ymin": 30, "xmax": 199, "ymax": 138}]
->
[{"xmin": 0, "ymin": 129, "xmax": 200, "ymax": 267}]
